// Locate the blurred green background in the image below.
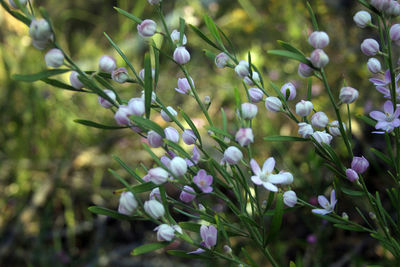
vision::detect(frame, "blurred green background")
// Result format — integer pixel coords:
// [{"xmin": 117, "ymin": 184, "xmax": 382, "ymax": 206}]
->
[{"xmin": 0, "ymin": 0, "xmax": 394, "ymax": 266}]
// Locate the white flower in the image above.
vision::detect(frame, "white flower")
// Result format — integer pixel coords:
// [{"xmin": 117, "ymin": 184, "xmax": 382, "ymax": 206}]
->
[
  {"xmin": 312, "ymin": 189, "xmax": 337, "ymax": 215},
  {"xmin": 250, "ymin": 158, "xmax": 292, "ymax": 192}
]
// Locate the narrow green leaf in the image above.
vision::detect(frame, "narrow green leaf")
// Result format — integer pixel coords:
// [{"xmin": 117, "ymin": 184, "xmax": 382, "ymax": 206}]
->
[
  {"xmin": 216, "ymin": 24, "xmax": 237, "ymax": 57},
  {"xmin": 375, "ymin": 192, "xmax": 387, "ymax": 225},
  {"xmin": 264, "ymin": 136, "xmax": 308, "ymax": 142},
  {"xmin": 189, "ymin": 24, "xmax": 220, "ymax": 50},
  {"xmin": 333, "ymin": 224, "xmax": 366, "ymax": 232},
  {"xmin": 205, "ymin": 126, "xmax": 233, "ymax": 139},
  {"xmin": 357, "ymin": 114, "xmax": 377, "ymax": 127},
  {"xmin": 41, "ymin": 78, "xmax": 90, "ymax": 92},
  {"xmin": 278, "ymin": 40, "xmax": 306, "ymax": 57},
  {"xmin": 313, "ymin": 214, "xmax": 343, "ymax": 224},
  {"xmin": 131, "ymin": 115, "xmax": 165, "ymax": 137},
  {"xmin": 0, "ymin": 1, "xmax": 31, "ymax": 25},
  {"xmin": 266, "ymin": 192, "xmax": 284, "ymax": 243},
  {"xmin": 221, "ymin": 108, "xmax": 227, "ymax": 132},
  {"xmin": 203, "ymin": 14, "xmax": 224, "ymax": 48},
  {"xmin": 88, "ymin": 206, "xmax": 137, "ymax": 221},
  {"xmin": 132, "ymin": 242, "xmax": 170, "ymax": 256},
  {"xmin": 203, "ymin": 49, "xmax": 216, "ymax": 61},
  {"xmin": 179, "ymin": 17, "xmax": 186, "ymax": 45},
  {"xmin": 131, "ymin": 182, "xmax": 157, "ymax": 194},
  {"xmin": 12, "ymin": 69, "xmax": 70, "ymax": 82},
  {"xmin": 179, "ymin": 222, "xmax": 201, "ymax": 232},
  {"xmin": 114, "ymin": 7, "xmax": 142, "ymax": 23},
  {"xmin": 239, "ymin": 215, "xmax": 258, "ymax": 228},
  {"xmin": 74, "ymin": 119, "xmax": 127, "ymax": 130},
  {"xmin": 267, "ymin": 50, "xmax": 309, "ymax": 64},
  {"xmin": 113, "ymin": 155, "xmax": 143, "ymax": 183},
  {"xmin": 370, "ymin": 148, "xmax": 391, "ymax": 165},
  {"xmin": 144, "ymin": 53, "xmax": 152, "ymax": 118},
  {"xmin": 340, "ymin": 187, "xmax": 364, "ymax": 197},
  {"xmin": 164, "ymin": 140, "xmax": 192, "ymax": 160},
  {"xmin": 241, "ymin": 247, "xmax": 258, "ymax": 267},
  {"xmin": 306, "ymin": 2, "xmax": 319, "ymax": 30}
]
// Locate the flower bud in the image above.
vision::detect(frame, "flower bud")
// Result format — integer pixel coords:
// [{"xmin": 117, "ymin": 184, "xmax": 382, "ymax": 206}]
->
[
  {"xmin": 98, "ymin": 89, "xmax": 116, "ymax": 108},
  {"xmin": 310, "ymin": 49, "xmax": 329, "ymax": 68},
  {"xmin": 161, "ymin": 106, "xmax": 177, "ymax": 122},
  {"xmin": 137, "ymin": 19, "xmax": 157, "ymax": 37},
  {"xmin": 98, "ymin": 55, "xmax": 116, "ymax": 73},
  {"xmin": 235, "ymin": 128, "xmax": 254, "ymax": 147},
  {"xmin": 339, "ymin": 87, "xmax": 359, "ymax": 104},
  {"xmin": 361, "ymin": 39, "xmax": 380, "ymax": 56},
  {"xmin": 147, "ymin": 130, "xmax": 164, "ymax": 148},
  {"xmin": 118, "ymin": 191, "xmax": 138, "ymax": 215},
  {"xmin": 169, "ymin": 157, "xmax": 187, "ymax": 177},
  {"xmin": 367, "ymin": 58, "xmax": 381, "ymax": 74},
  {"xmin": 9, "ymin": 0, "xmax": 27, "ymax": 9},
  {"xmin": 29, "ymin": 19, "xmax": 52, "ymax": 41},
  {"xmin": 308, "ymin": 31, "xmax": 330, "ymax": 49},
  {"xmin": 114, "ymin": 105, "xmax": 132, "ymax": 125},
  {"xmin": 223, "ymin": 245, "xmax": 232, "ymax": 254},
  {"xmin": 371, "ymin": 0, "xmax": 391, "ymax": 11},
  {"xmin": 69, "ymin": 71, "xmax": 84, "ymax": 89},
  {"xmin": 144, "ymin": 200, "xmax": 165, "ymax": 219},
  {"xmin": 265, "ymin": 96, "xmax": 282, "ymax": 112},
  {"xmin": 386, "ymin": 1, "xmax": 400, "ymax": 17},
  {"xmin": 164, "ymin": 126, "xmax": 180, "ymax": 143},
  {"xmin": 346, "ymin": 168, "xmax": 359, "ymax": 182},
  {"xmin": 179, "ymin": 186, "xmax": 196, "ymax": 203},
  {"xmin": 353, "ymin": 11, "xmax": 371, "ymax": 28},
  {"xmin": 342, "ymin": 212, "xmax": 349, "ymax": 220},
  {"xmin": 283, "ymin": 190, "xmax": 297, "ymax": 207},
  {"xmin": 112, "ymin": 67, "xmax": 129, "ymax": 83},
  {"xmin": 248, "ymin": 88, "xmax": 264, "ymax": 103},
  {"xmin": 298, "ymin": 122, "xmax": 314, "ymax": 138},
  {"xmin": 312, "ymin": 131, "xmax": 333, "ymax": 145},
  {"xmin": 223, "ymin": 146, "xmax": 243, "ymax": 165},
  {"xmin": 128, "ymin": 98, "xmax": 145, "ymax": 116},
  {"xmin": 235, "ymin": 60, "xmax": 250, "ymax": 78},
  {"xmin": 170, "ymin": 29, "xmax": 187, "ymax": 45},
  {"xmin": 204, "ymin": 96, "xmax": 211, "ymax": 105},
  {"xmin": 295, "ymin": 100, "xmax": 313, "ymax": 117},
  {"xmin": 144, "ymin": 167, "xmax": 169, "ymax": 185},
  {"xmin": 390, "ymin": 24, "xmax": 400, "ymax": 45},
  {"xmin": 328, "ymin": 120, "xmax": 346, "ymax": 136},
  {"xmin": 147, "ymin": 0, "xmax": 161, "ymax": 4},
  {"xmin": 311, "ymin": 111, "xmax": 329, "ymax": 128},
  {"xmin": 298, "ymin": 62, "xmax": 314, "ymax": 77},
  {"xmin": 149, "ymin": 188, "xmax": 162, "ymax": 201},
  {"xmin": 369, "ymin": 212, "xmax": 377, "ymax": 220},
  {"xmin": 244, "ymin": 72, "xmax": 260, "ymax": 86},
  {"xmin": 173, "ymin": 46, "xmax": 191, "ymax": 65},
  {"xmin": 154, "ymin": 224, "xmax": 175, "ymax": 241},
  {"xmin": 351, "ymin": 156, "xmax": 369, "ymax": 174},
  {"xmin": 139, "ymin": 68, "xmax": 156, "ymax": 81},
  {"xmin": 141, "ymin": 90, "xmax": 156, "ymax": 104},
  {"xmin": 280, "ymin": 82, "xmax": 297, "ymax": 101},
  {"xmin": 182, "ymin": 129, "xmax": 197, "ymax": 145},
  {"xmin": 44, "ymin": 48, "xmax": 64, "ymax": 68},
  {"xmin": 241, "ymin": 103, "xmax": 258, "ymax": 120},
  {"xmin": 215, "ymin": 52, "xmax": 230, "ymax": 68},
  {"xmin": 175, "ymin": 77, "xmax": 193, "ymax": 94}
]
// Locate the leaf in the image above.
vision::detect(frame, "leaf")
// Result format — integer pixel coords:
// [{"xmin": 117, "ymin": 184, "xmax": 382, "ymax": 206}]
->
[
  {"xmin": 203, "ymin": 14, "xmax": 224, "ymax": 49},
  {"xmin": 266, "ymin": 192, "xmax": 284, "ymax": 243},
  {"xmin": 41, "ymin": 78, "xmax": 90, "ymax": 92},
  {"xmin": 267, "ymin": 50, "xmax": 309, "ymax": 64},
  {"xmin": 131, "ymin": 242, "xmax": 170, "ymax": 256},
  {"xmin": 131, "ymin": 182, "xmax": 157, "ymax": 194},
  {"xmin": 131, "ymin": 115, "xmax": 165, "ymax": 137},
  {"xmin": 340, "ymin": 187, "xmax": 364, "ymax": 197},
  {"xmin": 88, "ymin": 206, "xmax": 136, "ymax": 221},
  {"xmin": 113, "ymin": 155, "xmax": 142, "ymax": 183},
  {"xmin": 144, "ymin": 53, "xmax": 153, "ymax": 118},
  {"xmin": 0, "ymin": 1, "xmax": 31, "ymax": 26},
  {"xmin": 241, "ymin": 247, "xmax": 258, "ymax": 267},
  {"xmin": 179, "ymin": 222, "xmax": 201, "ymax": 232},
  {"xmin": 357, "ymin": 114, "xmax": 377, "ymax": 127},
  {"xmin": 306, "ymin": 2, "xmax": 319, "ymax": 31},
  {"xmin": 179, "ymin": 17, "xmax": 186, "ymax": 45},
  {"xmin": 333, "ymin": 224, "xmax": 366, "ymax": 232},
  {"xmin": 12, "ymin": 69, "xmax": 70, "ymax": 82},
  {"xmin": 264, "ymin": 136, "xmax": 308, "ymax": 142},
  {"xmin": 239, "ymin": 215, "xmax": 258, "ymax": 228},
  {"xmin": 205, "ymin": 126, "xmax": 233, "ymax": 139},
  {"xmin": 114, "ymin": 7, "xmax": 142, "ymax": 24},
  {"xmin": 203, "ymin": 49, "xmax": 216, "ymax": 61},
  {"xmin": 313, "ymin": 214, "xmax": 343, "ymax": 224},
  {"xmin": 189, "ymin": 24, "xmax": 220, "ymax": 50},
  {"xmin": 370, "ymin": 148, "xmax": 391, "ymax": 165},
  {"xmin": 277, "ymin": 40, "xmax": 306, "ymax": 57},
  {"xmin": 74, "ymin": 119, "xmax": 127, "ymax": 130}
]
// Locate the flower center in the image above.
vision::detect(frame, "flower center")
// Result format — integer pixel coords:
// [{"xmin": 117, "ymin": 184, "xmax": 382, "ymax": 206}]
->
[{"xmin": 259, "ymin": 172, "xmax": 270, "ymax": 182}]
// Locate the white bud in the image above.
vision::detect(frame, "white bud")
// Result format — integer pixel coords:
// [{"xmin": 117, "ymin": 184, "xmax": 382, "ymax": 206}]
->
[
  {"xmin": 170, "ymin": 29, "xmax": 187, "ymax": 45},
  {"xmin": 161, "ymin": 106, "xmax": 177, "ymax": 122},
  {"xmin": 241, "ymin": 103, "xmax": 258, "ymax": 120},
  {"xmin": 169, "ymin": 157, "xmax": 188, "ymax": 177},
  {"xmin": 99, "ymin": 55, "xmax": 117, "ymax": 73},
  {"xmin": 44, "ymin": 49, "xmax": 64, "ymax": 68},
  {"xmin": 118, "ymin": 191, "xmax": 138, "ymax": 215},
  {"xmin": 353, "ymin": 11, "xmax": 371, "ymax": 28},
  {"xmin": 283, "ymin": 190, "xmax": 297, "ymax": 207},
  {"xmin": 295, "ymin": 100, "xmax": 313, "ymax": 117},
  {"xmin": 339, "ymin": 87, "xmax": 359, "ymax": 104},
  {"xmin": 154, "ymin": 224, "xmax": 175, "ymax": 241},
  {"xmin": 144, "ymin": 200, "xmax": 165, "ymax": 219},
  {"xmin": 298, "ymin": 122, "xmax": 314, "ymax": 138},
  {"xmin": 265, "ymin": 97, "xmax": 282, "ymax": 112},
  {"xmin": 311, "ymin": 111, "xmax": 329, "ymax": 128}
]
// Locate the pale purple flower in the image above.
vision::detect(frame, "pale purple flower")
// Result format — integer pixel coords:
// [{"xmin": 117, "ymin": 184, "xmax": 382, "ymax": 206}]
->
[
  {"xmin": 154, "ymin": 224, "xmax": 175, "ymax": 242},
  {"xmin": 200, "ymin": 225, "xmax": 217, "ymax": 249},
  {"xmin": 193, "ymin": 169, "xmax": 213, "ymax": 193},
  {"xmin": 312, "ymin": 189, "xmax": 337, "ymax": 215},
  {"xmin": 175, "ymin": 77, "xmax": 193, "ymax": 94},
  {"xmin": 149, "ymin": 188, "xmax": 162, "ymax": 201},
  {"xmin": 182, "ymin": 129, "xmax": 197, "ymax": 145},
  {"xmin": 346, "ymin": 168, "xmax": 359, "ymax": 182},
  {"xmin": 235, "ymin": 128, "xmax": 254, "ymax": 146},
  {"xmin": 351, "ymin": 156, "xmax": 369, "ymax": 174},
  {"xmin": 173, "ymin": 46, "xmax": 191, "ymax": 65},
  {"xmin": 179, "ymin": 186, "xmax": 196, "ymax": 203},
  {"xmin": 369, "ymin": 100, "xmax": 400, "ymax": 133},
  {"xmin": 98, "ymin": 89, "xmax": 116, "ymax": 109},
  {"xmin": 250, "ymin": 158, "xmax": 292, "ymax": 192}
]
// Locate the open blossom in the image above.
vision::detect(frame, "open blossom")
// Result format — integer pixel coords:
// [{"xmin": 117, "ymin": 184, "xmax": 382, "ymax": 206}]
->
[
  {"xmin": 175, "ymin": 77, "xmax": 193, "ymax": 94},
  {"xmin": 235, "ymin": 128, "xmax": 254, "ymax": 146},
  {"xmin": 312, "ymin": 189, "xmax": 337, "ymax": 215},
  {"xmin": 369, "ymin": 100, "xmax": 400, "ymax": 133},
  {"xmin": 193, "ymin": 169, "xmax": 213, "ymax": 193},
  {"xmin": 250, "ymin": 158, "xmax": 293, "ymax": 192}
]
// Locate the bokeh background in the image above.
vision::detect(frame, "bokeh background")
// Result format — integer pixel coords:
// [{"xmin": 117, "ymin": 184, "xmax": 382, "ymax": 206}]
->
[{"xmin": 0, "ymin": 0, "xmax": 395, "ymax": 266}]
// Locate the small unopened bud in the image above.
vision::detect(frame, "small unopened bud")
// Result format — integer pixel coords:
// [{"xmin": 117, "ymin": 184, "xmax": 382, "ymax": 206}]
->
[
  {"xmin": 223, "ymin": 245, "xmax": 232, "ymax": 254},
  {"xmin": 98, "ymin": 89, "xmax": 116, "ymax": 108},
  {"xmin": 99, "ymin": 55, "xmax": 117, "ymax": 73},
  {"xmin": 361, "ymin": 39, "xmax": 380, "ymax": 56},
  {"xmin": 170, "ymin": 29, "xmax": 187, "ymax": 45},
  {"xmin": 204, "ymin": 96, "xmax": 211, "ymax": 105},
  {"xmin": 173, "ymin": 46, "xmax": 191, "ymax": 65},
  {"xmin": 223, "ymin": 137, "xmax": 231, "ymax": 144},
  {"xmin": 161, "ymin": 106, "xmax": 177, "ymax": 122},
  {"xmin": 342, "ymin": 212, "xmax": 349, "ymax": 220},
  {"xmin": 118, "ymin": 191, "xmax": 138, "ymax": 216},
  {"xmin": 215, "ymin": 52, "xmax": 230, "ymax": 68},
  {"xmin": 312, "ymin": 131, "xmax": 333, "ymax": 145},
  {"xmin": 175, "ymin": 77, "xmax": 193, "ymax": 94},
  {"xmin": 147, "ymin": 130, "xmax": 164, "ymax": 148},
  {"xmin": 241, "ymin": 103, "xmax": 258, "ymax": 120},
  {"xmin": 298, "ymin": 62, "xmax": 314, "ymax": 77},
  {"xmin": 351, "ymin": 156, "xmax": 369, "ymax": 174},
  {"xmin": 169, "ymin": 157, "xmax": 188, "ymax": 177},
  {"xmin": 69, "ymin": 71, "xmax": 84, "ymax": 89},
  {"xmin": 328, "ymin": 120, "xmax": 346, "ymax": 136},
  {"xmin": 283, "ymin": 190, "xmax": 297, "ymax": 207},
  {"xmin": 44, "ymin": 48, "xmax": 64, "ymax": 68},
  {"xmin": 353, "ymin": 11, "xmax": 371, "ymax": 28},
  {"xmin": 310, "ymin": 49, "xmax": 329, "ymax": 68},
  {"xmin": 370, "ymin": 0, "xmax": 391, "ymax": 11},
  {"xmin": 112, "ymin": 67, "xmax": 129, "ymax": 83},
  {"xmin": 311, "ymin": 111, "xmax": 329, "ymax": 128},
  {"xmin": 295, "ymin": 100, "xmax": 313, "ymax": 117},
  {"xmin": 164, "ymin": 126, "xmax": 180, "ymax": 143},
  {"xmin": 149, "ymin": 188, "xmax": 162, "ymax": 201},
  {"xmin": 154, "ymin": 224, "xmax": 175, "ymax": 241},
  {"xmin": 244, "ymin": 72, "xmax": 260, "ymax": 86},
  {"xmin": 369, "ymin": 211, "xmax": 377, "ymax": 220},
  {"xmin": 298, "ymin": 122, "xmax": 314, "ymax": 138},
  {"xmin": 223, "ymin": 146, "xmax": 243, "ymax": 164},
  {"xmin": 29, "ymin": 19, "xmax": 52, "ymax": 41},
  {"xmin": 198, "ymin": 204, "xmax": 206, "ymax": 212},
  {"xmin": 128, "ymin": 97, "xmax": 145, "ymax": 116},
  {"xmin": 346, "ymin": 168, "xmax": 359, "ymax": 182},
  {"xmin": 367, "ymin": 58, "xmax": 381, "ymax": 74},
  {"xmin": 9, "ymin": 0, "xmax": 27, "ymax": 9},
  {"xmin": 182, "ymin": 129, "xmax": 197, "ymax": 145},
  {"xmin": 308, "ymin": 31, "xmax": 330, "ymax": 49},
  {"xmin": 280, "ymin": 82, "xmax": 296, "ymax": 101},
  {"xmin": 235, "ymin": 128, "xmax": 254, "ymax": 147},
  {"xmin": 265, "ymin": 96, "xmax": 282, "ymax": 112},
  {"xmin": 179, "ymin": 186, "xmax": 196, "ymax": 203},
  {"xmin": 114, "ymin": 105, "xmax": 132, "ymax": 125},
  {"xmin": 144, "ymin": 200, "xmax": 165, "ymax": 219},
  {"xmin": 139, "ymin": 68, "xmax": 156, "ymax": 81},
  {"xmin": 143, "ymin": 167, "xmax": 169, "ymax": 185},
  {"xmin": 137, "ymin": 19, "xmax": 157, "ymax": 37},
  {"xmin": 235, "ymin": 60, "xmax": 250, "ymax": 78},
  {"xmin": 339, "ymin": 87, "xmax": 359, "ymax": 104},
  {"xmin": 248, "ymin": 88, "xmax": 264, "ymax": 103},
  {"xmin": 390, "ymin": 24, "xmax": 400, "ymax": 45},
  {"xmin": 386, "ymin": 1, "xmax": 400, "ymax": 17}
]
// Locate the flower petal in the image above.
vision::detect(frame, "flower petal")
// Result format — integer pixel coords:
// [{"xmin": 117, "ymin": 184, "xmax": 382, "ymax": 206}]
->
[
  {"xmin": 369, "ymin": 111, "xmax": 386, "ymax": 121},
  {"xmin": 251, "ymin": 175, "xmax": 262, "ymax": 185},
  {"xmin": 317, "ymin": 195, "xmax": 329, "ymax": 208},
  {"xmin": 187, "ymin": 248, "xmax": 205, "ymax": 254},
  {"xmin": 384, "ymin": 100, "xmax": 394, "ymax": 114},
  {"xmin": 268, "ymin": 173, "xmax": 289, "ymax": 184},
  {"xmin": 262, "ymin": 182, "xmax": 278, "ymax": 192},
  {"xmin": 250, "ymin": 159, "xmax": 261, "ymax": 175},
  {"xmin": 312, "ymin": 208, "xmax": 331, "ymax": 215},
  {"xmin": 262, "ymin": 157, "xmax": 276, "ymax": 173},
  {"xmin": 330, "ymin": 189, "xmax": 336, "ymax": 204}
]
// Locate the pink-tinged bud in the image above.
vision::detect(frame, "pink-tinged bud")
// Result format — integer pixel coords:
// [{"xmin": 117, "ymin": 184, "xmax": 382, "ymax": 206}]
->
[
  {"xmin": 371, "ymin": 0, "xmax": 391, "ymax": 11},
  {"xmin": 44, "ymin": 48, "xmax": 64, "ymax": 68},
  {"xmin": 128, "ymin": 97, "xmax": 145, "ymax": 116},
  {"xmin": 173, "ymin": 46, "xmax": 191, "ymax": 65},
  {"xmin": 141, "ymin": 90, "xmax": 156, "ymax": 104},
  {"xmin": 223, "ymin": 146, "xmax": 243, "ymax": 164},
  {"xmin": 179, "ymin": 185, "xmax": 196, "ymax": 203},
  {"xmin": 339, "ymin": 87, "xmax": 359, "ymax": 104},
  {"xmin": 144, "ymin": 167, "xmax": 169, "ymax": 185},
  {"xmin": 112, "ymin": 67, "xmax": 129, "ymax": 83},
  {"xmin": 182, "ymin": 129, "xmax": 197, "ymax": 145},
  {"xmin": 390, "ymin": 24, "xmax": 400, "ymax": 45},
  {"xmin": 308, "ymin": 31, "xmax": 330, "ymax": 49},
  {"xmin": 328, "ymin": 120, "xmax": 346, "ymax": 136},
  {"xmin": 29, "ymin": 19, "xmax": 52, "ymax": 41},
  {"xmin": 235, "ymin": 128, "xmax": 254, "ymax": 147},
  {"xmin": 118, "ymin": 191, "xmax": 138, "ymax": 215},
  {"xmin": 99, "ymin": 55, "xmax": 117, "ymax": 73},
  {"xmin": 342, "ymin": 212, "xmax": 349, "ymax": 220},
  {"xmin": 161, "ymin": 106, "xmax": 177, "ymax": 122},
  {"xmin": 69, "ymin": 71, "xmax": 84, "ymax": 89},
  {"xmin": 241, "ymin": 103, "xmax": 258, "ymax": 120},
  {"xmin": 224, "ymin": 245, "xmax": 232, "ymax": 254},
  {"xmin": 244, "ymin": 72, "xmax": 260, "ymax": 85},
  {"xmin": 215, "ymin": 52, "xmax": 230, "ymax": 68},
  {"xmin": 154, "ymin": 224, "xmax": 175, "ymax": 241},
  {"xmin": 169, "ymin": 157, "xmax": 187, "ymax": 177},
  {"xmin": 235, "ymin": 60, "xmax": 250, "ymax": 78},
  {"xmin": 298, "ymin": 62, "xmax": 314, "ymax": 77},
  {"xmin": 149, "ymin": 188, "xmax": 162, "ymax": 201},
  {"xmin": 283, "ymin": 190, "xmax": 297, "ymax": 207},
  {"xmin": 248, "ymin": 88, "xmax": 264, "ymax": 103},
  {"xmin": 312, "ymin": 131, "xmax": 333, "ymax": 145},
  {"xmin": 9, "ymin": 0, "xmax": 27, "ymax": 9},
  {"xmin": 351, "ymin": 156, "xmax": 369, "ymax": 174},
  {"xmin": 147, "ymin": 0, "xmax": 161, "ymax": 4},
  {"xmin": 139, "ymin": 68, "xmax": 156, "ymax": 81},
  {"xmin": 114, "ymin": 105, "xmax": 132, "ymax": 125},
  {"xmin": 137, "ymin": 19, "xmax": 157, "ymax": 37},
  {"xmin": 280, "ymin": 82, "xmax": 297, "ymax": 101},
  {"xmin": 98, "ymin": 89, "xmax": 116, "ymax": 108},
  {"xmin": 346, "ymin": 168, "xmax": 359, "ymax": 182},
  {"xmin": 386, "ymin": 1, "xmax": 400, "ymax": 17},
  {"xmin": 144, "ymin": 200, "xmax": 165, "ymax": 219},
  {"xmin": 298, "ymin": 122, "xmax": 314, "ymax": 138},
  {"xmin": 170, "ymin": 29, "xmax": 187, "ymax": 45},
  {"xmin": 361, "ymin": 39, "xmax": 380, "ymax": 56},
  {"xmin": 310, "ymin": 49, "xmax": 329, "ymax": 68},
  {"xmin": 367, "ymin": 58, "xmax": 381, "ymax": 74},
  {"xmin": 265, "ymin": 96, "xmax": 282, "ymax": 112},
  {"xmin": 311, "ymin": 111, "xmax": 329, "ymax": 128},
  {"xmin": 175, "ymin": 77, "xmax": 193, "ymax": 94},
  {"xmin": 353, "ymin": 11, "xmax": 371, "ymax": 28},
  {"xmin": 296, "ymin": 100, "xmax": 313, "ymax": 117},
  {"xmin": 164, "ymin": 126, "xmax": 179, "ymax": 143},
  {"xmin": 147, "ymin": 130, "xmax": 163, "ymax": 147}
]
